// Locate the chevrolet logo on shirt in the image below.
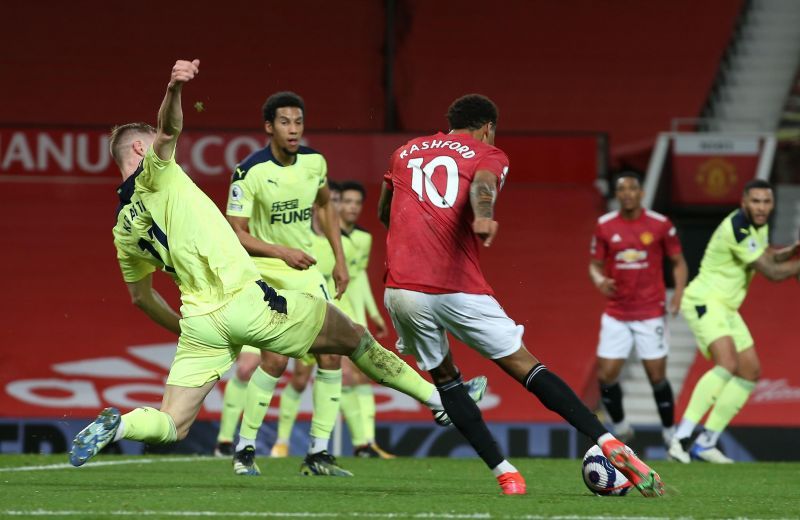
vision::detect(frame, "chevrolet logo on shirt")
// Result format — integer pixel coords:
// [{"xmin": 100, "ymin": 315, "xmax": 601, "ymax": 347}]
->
[{"xmin": 614, "ymin": 249, "xmax": 649, "ymax": 269}]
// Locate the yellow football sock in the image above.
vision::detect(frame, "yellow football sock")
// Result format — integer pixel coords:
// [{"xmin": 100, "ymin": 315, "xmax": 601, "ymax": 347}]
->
[
  {"xmin": 309, "ymin": 368, "xmax": 342, "ymax": 440},
  {"xmin": 351, "ymin": 332, "xmax": 434, "ymax": 405},
  {"xmin": 238, "ymin": 367, "xmax": 279, "ymax": 440},
  {"xmin": 121, "ymin": 407, "xmax": 177, "ymax": 444},
  {"xmin": 341, "ymin": 386, "xmax": 366, "ymax": 446},
  {"xmin": 355, "ymin": 384, "xmax": 376, "ymax": 443},
  {"xmin": 217, "ymin": 375, "xmax": 247, "ymax": 443},
  {"xmin": 276, "ymin": 385, "xmax": 302, "ymax": 442},
  {"xmin": 705, "ymin": 377, "xmax": 756, "ymax": 433},
  {"xmin": 683, "ymin": 365, "xmax": 732, "ymax": 423}
]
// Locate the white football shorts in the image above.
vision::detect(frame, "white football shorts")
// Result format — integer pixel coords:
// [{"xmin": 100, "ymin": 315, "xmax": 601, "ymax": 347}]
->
[
  {"xmin": 384, "ymin": 287, "xmax": 524, "ymax": 371},
  {"xmin": 596, "ymin": 313, "xmax": 669, "ymax": 360}
]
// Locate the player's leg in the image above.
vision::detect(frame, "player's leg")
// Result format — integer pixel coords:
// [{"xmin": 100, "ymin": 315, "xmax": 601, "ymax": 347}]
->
[
  {"xmin": 640, "ymin": 356, "xmax": 674, "ymax": 444},
  {"xmin": 271, "ymin": 359, "xmax": 312, "ymax": 458},
  {"xmin": 304, "ymin": 352, "xmax": 343, "ymax": 462},
  {"xmin": 309, "ymin": 303, "xmax": 445, "ymax": 411},
  {"xmin": 340, "ymin": 357, "xmax": 369, "ymax": 455},
  {"xmin": 430, "ymin": 352, "xmax": 525, "ymax": 495},
  {"xmin": 493, "ymin": 346, "xmax": 663, "ymax": 496},
  {"xmin": 353, "ymin": 365, "xmax": 394, "ymax": 458},
  {"xmin": 596, "ymin": 314, "xmax": 635, "ymax": 442},
  {"xmin": 632, "ymin": 316, "xmax": 675, "ymax": 445},
  {"xmin": 233, "ymin": 350, "xmax": 286, "ymax": 474},
  {"xmin": 692, "ymin": 315, "xmax": 757, "ymax": 463},
  {"xmin": 670, "ymin": 299, "xmax": 735, "ymax": 462},
  {"xmin": 384, "ymin": 289, "xmax": 521, "ymax": 492},
  {"xmin": 70, "ymin": 312, "xmax": 233, "ymax": 467},
  {"xmin": 216, "ymin": 348, "xmax": 260, "ymax": 456},
  {"xmin": 671, "ymin": 336, "xmax": 737, "ymax": 460}
]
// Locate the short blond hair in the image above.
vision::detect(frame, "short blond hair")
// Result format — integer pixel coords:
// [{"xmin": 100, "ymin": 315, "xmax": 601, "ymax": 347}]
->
[{"xmin": 109, "ymin": 122, "xmax": 156, "ymax": 165}]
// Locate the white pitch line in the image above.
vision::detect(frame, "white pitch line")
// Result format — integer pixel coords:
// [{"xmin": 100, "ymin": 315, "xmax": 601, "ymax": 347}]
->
[
  {"xmin": 0, "ymin": 456, "xmax": 206, "ymax": 472},
  {"xmin": 0, "ymin": 513, "xmax": 695, "ymax": 520}
]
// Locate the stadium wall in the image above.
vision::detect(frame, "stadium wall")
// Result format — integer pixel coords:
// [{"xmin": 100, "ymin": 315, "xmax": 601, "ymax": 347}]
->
[{"xmin": 2, "ymin": 0, "xmax": 742, "ymax": 159}]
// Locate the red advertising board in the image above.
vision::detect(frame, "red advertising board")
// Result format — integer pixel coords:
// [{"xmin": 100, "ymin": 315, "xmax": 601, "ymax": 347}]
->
[
  {"xmin": 670, "ymin": 135, "xmax": 761, "ymax": 205},
  {"xmin": 0, "ymin": 128, "xmax": 601, "ymax": 185}
]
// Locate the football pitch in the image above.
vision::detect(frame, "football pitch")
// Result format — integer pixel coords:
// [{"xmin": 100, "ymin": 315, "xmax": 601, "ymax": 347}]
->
[{"xmin": 1, "ymin": 455, "xmax": 797, "ymax": 519}]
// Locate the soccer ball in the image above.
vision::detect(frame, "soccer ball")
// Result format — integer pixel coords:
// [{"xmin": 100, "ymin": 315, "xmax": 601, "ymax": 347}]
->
[{"xmin": 581, "ymin": 445, "xmax": 633, "ymax": 496}]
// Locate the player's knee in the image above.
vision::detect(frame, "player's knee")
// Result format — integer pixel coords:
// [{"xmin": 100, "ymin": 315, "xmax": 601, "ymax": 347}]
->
[
  {"xmin": 738, "ymin": 363, "xmax": 760, "ymax": 382},
  {"xmin": 261, "ymin": 357, "xmax": 289, "ymax": 377},
  {"xmin": 292, "ymin": 372, "xmax": 312, "ymax": 390},
  {"xmin": 717, "ymin": 357, "xmax": 738, "ymax": 375},
  {"xmin": 316, "ymin": 353, "xmax": 342, "ymax": 370},
  {"xmin": 236, "ymin": 363, "xmax": 258, "ymax": 381}
]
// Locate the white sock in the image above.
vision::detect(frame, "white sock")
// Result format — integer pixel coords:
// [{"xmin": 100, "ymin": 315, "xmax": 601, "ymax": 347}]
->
[
  {"xmin": 275, "ymin": 437, "xmax": 288, "ymax": 445},
  {"xmin": 236, "ymin": 436, "xmax": 255, "ymax": 452},
  {"xmin": 675, "ymin": 418, "xmax": 697, "ymax": 440},
  {"xmin": 490, "ymin": 460, "xmax": 517, "ymax": 477},
  {"xmin": 597, "ymin": 433, "xmax": 616, "ymax": 446},
  {"xmin": 424, "ymin": 388, "xmax": 442, "ymax": 409},
  {"xmin": 612, "ymin": 419, "xmax": 632, "ymax": 434},
  {"xmin": 112, "ymin": 419, "xmax": 126, "ymax": 442},
  {"xmin": 308, "ymin": 436, "xmax": 329, "ymax": 454},
  {"xmin": 696, "ymin": 429, "xmax": 721, "ymax": 448}
]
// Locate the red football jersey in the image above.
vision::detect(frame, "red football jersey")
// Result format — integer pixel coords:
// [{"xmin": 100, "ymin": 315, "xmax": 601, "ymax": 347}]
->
[
  {"xmin": 384, "ymin": 132, "xmax": 508, "ymax": 294},
  {"xmin": 591, "ymin": 209, "xmax": 682, "ymax": 321}
]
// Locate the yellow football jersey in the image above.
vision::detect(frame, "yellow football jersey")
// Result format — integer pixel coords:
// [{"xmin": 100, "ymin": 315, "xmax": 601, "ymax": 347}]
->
[
  {"xmin": 341, "ymin": 226, "xmax": 381, "ymax": 325},
  {"xmin": 113, "ymin": 147, "xmax": 260, "ymax": 317},
  {"xmin": 226, "ymin": 145, "xmax": 326, "ymax": 273},
  {"xmin": 685, "ymin": 209, "xmax": 769, "ymax": 309}
]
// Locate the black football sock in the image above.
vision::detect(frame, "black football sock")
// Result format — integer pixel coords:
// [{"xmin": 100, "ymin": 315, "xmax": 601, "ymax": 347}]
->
[
  {"xmin": 651, "ymin": 379, "xmax": 675, "ymax": 428},
  {"xmin": 599, "ymin": 381, "xmax": 625, "ymax": 423},
  {"xmin": 525, "ymin": 363, "xmax": 607, "ymax": 441},
  {"xmin": 437, "ymin": 376, "xmax": 505, "ymax": 469}
]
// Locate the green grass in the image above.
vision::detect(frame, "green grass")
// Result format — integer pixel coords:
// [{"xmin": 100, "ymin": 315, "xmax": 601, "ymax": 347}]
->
[{"xmin": 0, "ymin": 455, "xmax": 798, "ymax": 519}]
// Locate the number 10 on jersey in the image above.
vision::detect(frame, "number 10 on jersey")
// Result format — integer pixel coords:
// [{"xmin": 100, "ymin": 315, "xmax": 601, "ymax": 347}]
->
[{"xmin": 407, "ymin": 156, "xmax": 459, "ymax": 208}]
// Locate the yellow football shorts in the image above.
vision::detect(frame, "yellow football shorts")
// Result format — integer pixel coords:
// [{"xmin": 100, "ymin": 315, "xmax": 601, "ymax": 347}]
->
[
  {"xmin": 167, "ymin": 282, "xmax": 328, "ymax": 387},
  {"xmin": 240, "ymin": 265, "xmax": 329, "ymax": 357},
  {"xmin": 681, "ymin": 295, "xmax": 754, "ymax": 358}
]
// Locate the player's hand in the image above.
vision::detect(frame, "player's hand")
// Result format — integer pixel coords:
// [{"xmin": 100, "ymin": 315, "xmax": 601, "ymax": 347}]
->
[
  {"xmin": 374, "ymin": 320, "xmax": 389, "ymax": 339},
  {"xmin": 282, "ymin": 248, "xmax": 316, "ymax": 270},
  {"xmin": 473, "ymin": 217, "xmax": 499, "ymax": 247},
  {"xmin": 668, "ymin": 291, "xmax": 683, "ymax": 316},
  {"xmin": 168, "ymin": 59, "xmax": 200, "ymax": 89},
  {"xmin": 597, "ymin": 277, "xmax": 616, "ymax": 296},
  {"xmin": 332, "ymin": 261, "xmax": 349, "ymax": 299}
]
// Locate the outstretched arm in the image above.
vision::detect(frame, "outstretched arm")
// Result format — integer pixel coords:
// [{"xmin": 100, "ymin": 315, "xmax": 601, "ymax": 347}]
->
[
  {"xmin": 153, "ymin": 59, "xmax": 200, "ymax": 161},
  {"xmin": 126, "ymin": 274, "xmax": 181, "ymax": 335},
  {"xmin": 751, "ymin": 250, "xmax": 800, "ymax": 281},
  {"xmin": 470, "ymin": 170, "xmax": 499, "ymax": 247},
  {"xmin": 772, "ymin": 241, "xmax": 800, "ymax": 263}
]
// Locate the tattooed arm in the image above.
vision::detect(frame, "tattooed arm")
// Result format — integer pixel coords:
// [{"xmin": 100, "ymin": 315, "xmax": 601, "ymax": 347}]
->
[{"xmin": 470, "ymin": 169, "xmax": 500, "ymax": 247}]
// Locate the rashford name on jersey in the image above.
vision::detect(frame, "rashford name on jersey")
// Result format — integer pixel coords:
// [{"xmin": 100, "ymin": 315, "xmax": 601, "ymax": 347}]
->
[{"xmin": 398, "ymin": 138, "xmax": 478, "ymax": 160}]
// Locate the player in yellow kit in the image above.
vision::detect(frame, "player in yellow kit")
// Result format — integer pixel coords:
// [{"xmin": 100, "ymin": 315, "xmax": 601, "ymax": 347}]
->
[
  {"xmin": 69, "ymin": 59, "xmax": 484, "ymax": 473},
  {"xmin": 668, "ymin": 179, "xmax": 800, "ymax": 463},
  {"xmin": 222, "ymin": 91, "xmax": 351, "ymax": 476},
  {"xmin": 336, "ymin": 181, "xmax": 395, "ymax": 458}
]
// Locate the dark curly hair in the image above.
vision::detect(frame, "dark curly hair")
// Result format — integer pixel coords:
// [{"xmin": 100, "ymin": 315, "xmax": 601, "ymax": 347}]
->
[
  {"xmin": 262, "ymin": 91, "xmax": 305, "ymax": 123},
  {"xmin": 446, "ymin": 94, "xmax": 498, "ymax": 130}
]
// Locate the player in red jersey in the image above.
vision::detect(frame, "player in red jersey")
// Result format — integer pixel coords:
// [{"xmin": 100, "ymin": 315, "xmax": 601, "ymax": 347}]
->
[
  {"xmin": 378, "ymin": 94, "xmax": 665, "ymax": 497},
  {"xmin": 589, "ymin": 172, "xmax": 687, "ymax": 446}
]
